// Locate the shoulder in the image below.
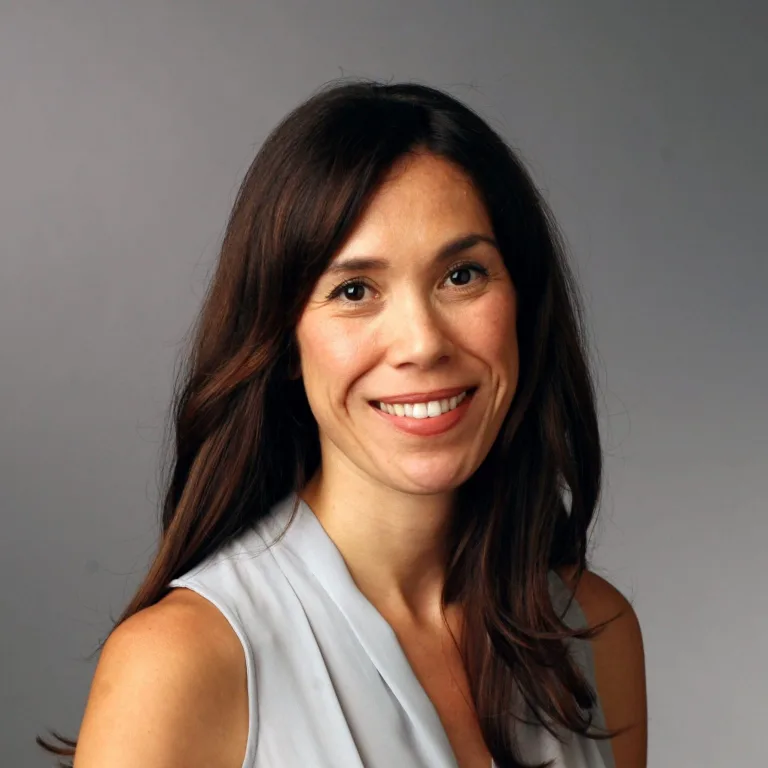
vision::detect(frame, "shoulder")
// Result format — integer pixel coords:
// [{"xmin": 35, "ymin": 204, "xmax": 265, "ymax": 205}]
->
[
  {"xmin": 74, "ymin": 588, "xmax": 248, "ymax": 768},
  {"xmin": 557, "ymin": 567, "xmax": 648, "ymax": 768}
]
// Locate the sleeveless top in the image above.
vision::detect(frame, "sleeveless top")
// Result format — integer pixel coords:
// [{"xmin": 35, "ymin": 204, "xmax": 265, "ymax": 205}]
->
[{"xmin": 168, "ymin": 492, "xmax": 615, "ymax": 768}]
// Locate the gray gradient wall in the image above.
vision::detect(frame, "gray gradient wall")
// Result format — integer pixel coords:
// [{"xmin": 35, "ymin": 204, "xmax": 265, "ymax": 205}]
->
[{"xmin": 1, "ymin": 2, "xmax": 765, "ymax": 765}]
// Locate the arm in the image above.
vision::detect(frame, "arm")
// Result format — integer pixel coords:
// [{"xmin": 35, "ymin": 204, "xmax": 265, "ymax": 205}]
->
[
  {"xmin": 74, "ymin": 588, "xmax": 249, "ymax": 768},
  {"xmin": 559, "ymin": 568, "xmax": 648, "ymax": 768}
]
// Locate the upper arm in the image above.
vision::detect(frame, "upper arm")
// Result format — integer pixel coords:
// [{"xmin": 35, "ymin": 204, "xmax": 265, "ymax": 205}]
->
[
  {"xmin": 559, "ymin": 568, "xmax": 648, "ymax": 768},
  {"xmin": 74, "ymin": 589, "xmax": 249, "ymax": 768}
]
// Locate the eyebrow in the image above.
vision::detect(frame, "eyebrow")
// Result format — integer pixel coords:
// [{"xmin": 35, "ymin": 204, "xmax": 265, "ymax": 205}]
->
[{"xmin": 324, "ymin": 233, "xmax": 499, "ymax": 276}]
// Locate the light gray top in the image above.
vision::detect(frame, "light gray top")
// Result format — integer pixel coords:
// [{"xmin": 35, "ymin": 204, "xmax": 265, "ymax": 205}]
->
[{"xmin": 169, "ymin": 492, "xmax": 615, "ymax": 768}]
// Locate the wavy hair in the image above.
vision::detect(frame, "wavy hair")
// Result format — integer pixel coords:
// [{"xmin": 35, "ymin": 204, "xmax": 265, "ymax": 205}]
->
[{"xmin": 38, "ymin": 79, "xmax": 620, "ymax": 768}]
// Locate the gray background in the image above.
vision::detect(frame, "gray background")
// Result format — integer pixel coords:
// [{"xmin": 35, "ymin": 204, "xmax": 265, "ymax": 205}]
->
[{"xmin": 1, "ymin": 1, "xmax": 765, "ymax": 765}]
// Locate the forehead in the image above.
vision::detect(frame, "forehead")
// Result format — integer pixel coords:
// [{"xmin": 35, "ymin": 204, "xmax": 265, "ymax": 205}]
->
[{"xmin": 336, "ymin": 153, "xmax": 492, "ymax": 253}]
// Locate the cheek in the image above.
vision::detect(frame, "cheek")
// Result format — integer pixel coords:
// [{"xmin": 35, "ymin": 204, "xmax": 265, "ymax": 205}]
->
[
  {"xmin": 296, "ymin": 319, "xmax": 373, "ymax": 395},
  {"xmin": 458, "ymin": 291, "xmax": 518, "ymax": 370}
]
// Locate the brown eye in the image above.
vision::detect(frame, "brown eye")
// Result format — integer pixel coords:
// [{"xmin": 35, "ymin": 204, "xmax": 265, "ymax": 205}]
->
[
  {"xmin": 342, "ymin": 283, "xmax": 367, "ymax": 301},
  {"xmin": 448, "ymin": 267, "xmax": 473, "ymax": 286},
  {"xmin": 326, "ymin": 279, "xmax": 373, "ymax": 303},
  {"xmin": 444, "ymin": 263, "xmax": 488, "ymax": 288}
]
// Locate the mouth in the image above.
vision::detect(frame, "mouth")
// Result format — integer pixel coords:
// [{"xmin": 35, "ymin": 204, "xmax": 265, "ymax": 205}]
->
[{"xmin": 370, "ymin": 387, "xmax": 477, "ymax": 420}]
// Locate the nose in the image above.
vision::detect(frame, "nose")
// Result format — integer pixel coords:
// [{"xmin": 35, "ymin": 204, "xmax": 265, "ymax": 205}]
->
[{"xmin": 383, "ymin": 294, "xmax": 454, "ymax": 370}]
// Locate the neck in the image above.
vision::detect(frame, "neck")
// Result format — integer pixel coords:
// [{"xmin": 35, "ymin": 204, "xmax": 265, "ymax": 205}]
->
[{"xmin": 300, "ymin": 463, "xmax": 456, "ymax": 626}]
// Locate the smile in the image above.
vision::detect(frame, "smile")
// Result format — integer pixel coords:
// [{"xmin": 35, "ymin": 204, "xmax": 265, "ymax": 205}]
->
[
  {"xmin": 375, "ymin": 390, "xmax": 470, "ymax": 419},
  {"xmin": 369, "ymin": 387, "xmax": 476, "ymax": 437}
]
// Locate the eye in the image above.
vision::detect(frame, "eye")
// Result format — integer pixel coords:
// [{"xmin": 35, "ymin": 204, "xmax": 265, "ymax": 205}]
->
[
  {"xmin": 326, "ymin": 279, "xmax": 374, "ymax": 303},
  {"xmin": 443, "ymin": 263, "xmax": 488, "ymax": 288}
]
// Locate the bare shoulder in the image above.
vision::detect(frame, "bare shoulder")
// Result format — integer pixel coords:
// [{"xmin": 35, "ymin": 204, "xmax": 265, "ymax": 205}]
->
[
  {"xmin": 557, "ymin": 567, "xmax": 648, "ymax": 768},
  {"xmin": 74, "ymin": 588, "xmax": 249, "ymax": 768}
]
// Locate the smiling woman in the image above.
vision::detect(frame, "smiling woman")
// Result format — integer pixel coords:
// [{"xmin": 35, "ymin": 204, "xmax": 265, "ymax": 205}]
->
[
  {"xmin": 38, "ymin": 80, "xmax": 646, "ymax": 768},
  {"xmin": 295, "ymin": 153, "xmax": 519, "ymax": 492}
]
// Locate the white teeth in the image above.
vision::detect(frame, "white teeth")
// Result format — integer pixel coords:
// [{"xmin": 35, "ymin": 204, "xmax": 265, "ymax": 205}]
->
[{"xmin": 377, "ymin": 390, "xmax": 471, "ymax": 418}]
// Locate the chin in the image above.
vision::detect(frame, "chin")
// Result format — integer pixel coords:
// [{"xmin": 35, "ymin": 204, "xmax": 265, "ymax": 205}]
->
[{"xmin": 385, "ymin": 458, "xmax": 473, "ymax": 496}]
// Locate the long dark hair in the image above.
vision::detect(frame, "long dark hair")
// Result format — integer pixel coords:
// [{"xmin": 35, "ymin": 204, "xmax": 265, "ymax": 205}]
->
[{"xmin": 39, "ymin": 79, "xmax": 621, "ymax": 767}]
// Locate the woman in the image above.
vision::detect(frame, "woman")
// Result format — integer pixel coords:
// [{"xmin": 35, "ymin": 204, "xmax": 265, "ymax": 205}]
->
[{"xmin": 39, "ymin": 80, "xmax": 646, "ymax": 768}]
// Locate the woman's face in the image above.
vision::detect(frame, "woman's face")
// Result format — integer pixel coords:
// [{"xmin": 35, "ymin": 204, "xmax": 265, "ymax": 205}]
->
[{"xmin": 295, "ymin": 152, "xmax": 519, "ymax": 496}]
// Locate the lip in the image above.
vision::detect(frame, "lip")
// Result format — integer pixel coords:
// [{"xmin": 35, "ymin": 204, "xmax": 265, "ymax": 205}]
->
[
  {"xmin": 373, "ymin": 386, "xmax": 475, "ymax": 405},
  {"xmin": 370, "ymin": 389, "xmax": 474, "ymax": 436}
]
